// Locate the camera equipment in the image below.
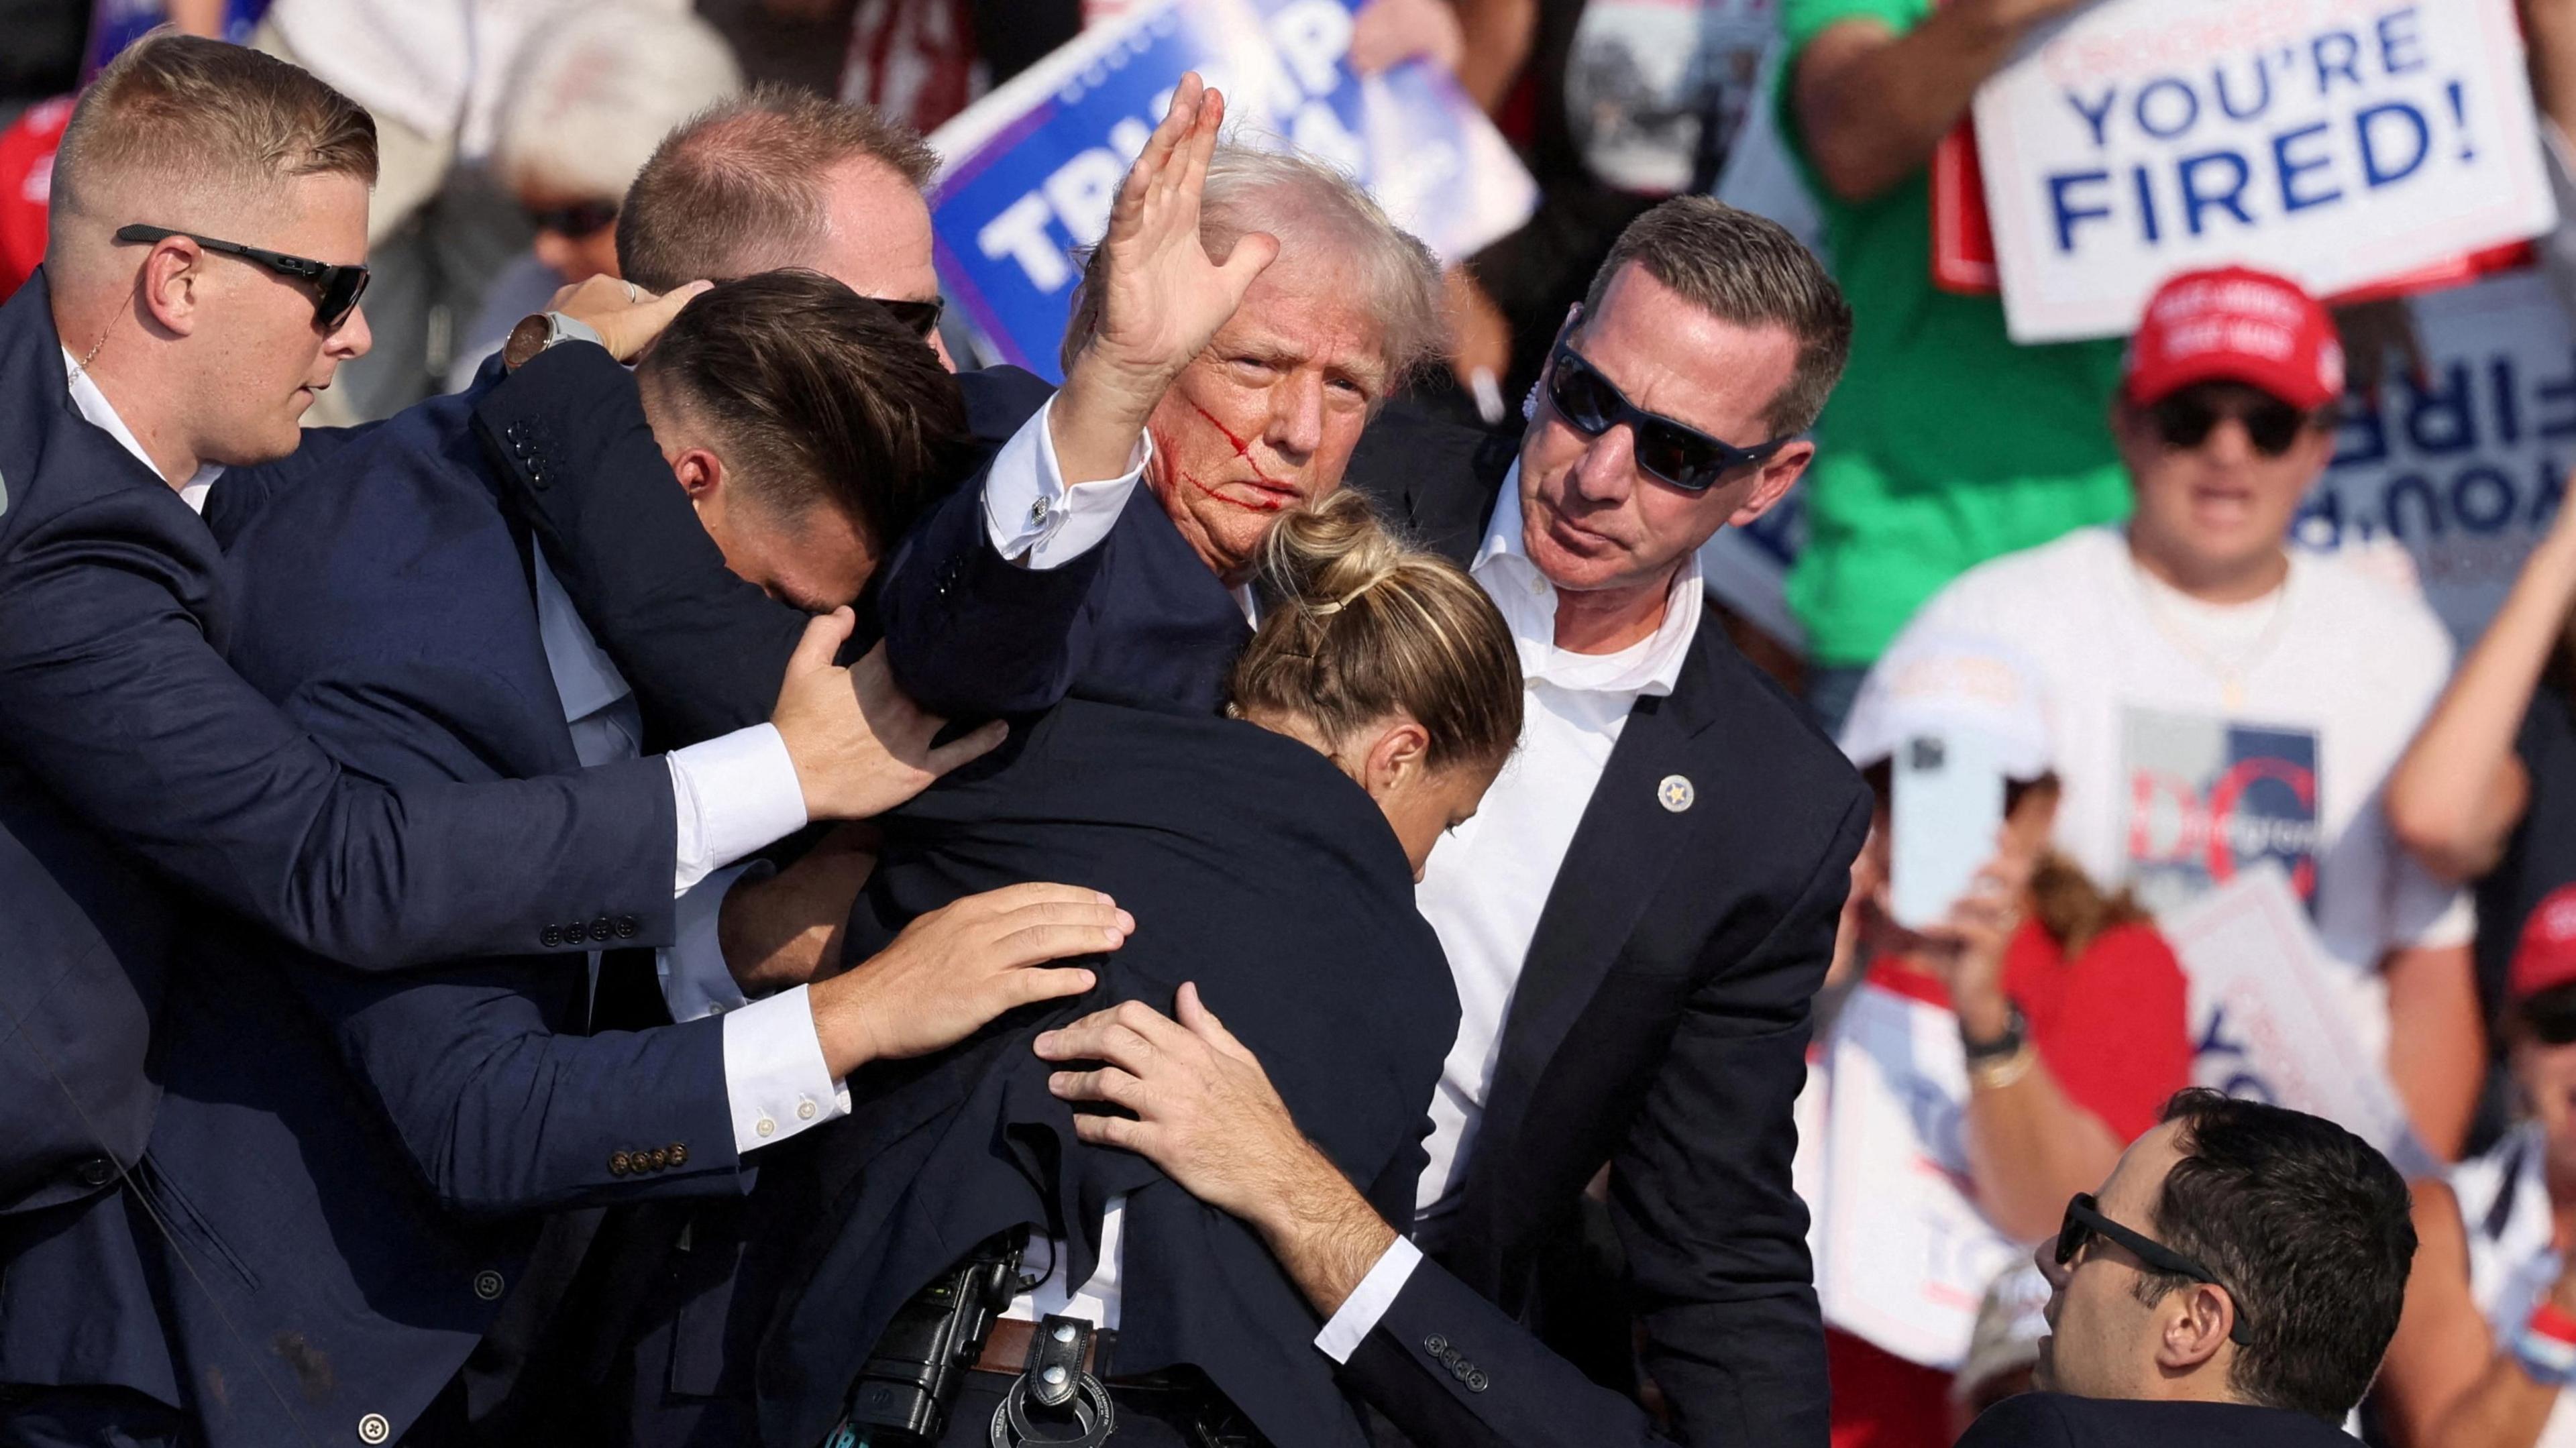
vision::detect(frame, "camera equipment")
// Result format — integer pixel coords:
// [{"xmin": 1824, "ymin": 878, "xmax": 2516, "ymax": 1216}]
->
[{"xmin": 826, "ymin": 1230, "xmax": 1027, "ymax": 1448}]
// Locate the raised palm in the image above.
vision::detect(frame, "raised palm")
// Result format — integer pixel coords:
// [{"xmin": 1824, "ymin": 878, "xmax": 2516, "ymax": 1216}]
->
[{"xmin": 1085, "ymin": 73, "xmax": 1281, "ymax": 387}]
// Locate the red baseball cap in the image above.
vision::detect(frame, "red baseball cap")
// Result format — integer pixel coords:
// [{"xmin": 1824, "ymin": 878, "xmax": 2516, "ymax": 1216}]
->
[
  {"xmin": 2510, "ymin": 884, "xmax": 2576, "ymax": 1005},
  {"xmin": 2123, "ymin": 266, "xmax": 2345, "ymax": 411}
]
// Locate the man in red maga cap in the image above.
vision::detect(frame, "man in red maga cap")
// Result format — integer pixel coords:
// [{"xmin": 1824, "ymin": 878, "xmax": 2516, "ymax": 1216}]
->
[{"xmin": 1841, "ymin": 266, "xmax": 2481, "ymax": 1171}]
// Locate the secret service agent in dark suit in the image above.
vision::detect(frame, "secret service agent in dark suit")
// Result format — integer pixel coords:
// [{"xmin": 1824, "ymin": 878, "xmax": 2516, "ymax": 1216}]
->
[
  {"xmin": 0, "ymin": 270, "xmax": 684, "ymax": 1218},
  {"xmin": 481, "ymin": 347, "xmax": 1056, "ymax": 748},
  {"xmin": 1954, "ymin": 1394, "xmax": 2365, "ymax": 1448},
  {"xmin": 757, "ymin": 699, "xmax": 1457, "ymax": 1448}
]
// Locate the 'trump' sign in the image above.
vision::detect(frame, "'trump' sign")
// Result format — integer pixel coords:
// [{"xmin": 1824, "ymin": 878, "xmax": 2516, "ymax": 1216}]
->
[
  {"xmin": 1972, "ymin": 0, "xmax": 2555, "ymax": 343},
  {"xmin": 925, "ymin": 0, "xmax": 1536, "ymax": 378}
]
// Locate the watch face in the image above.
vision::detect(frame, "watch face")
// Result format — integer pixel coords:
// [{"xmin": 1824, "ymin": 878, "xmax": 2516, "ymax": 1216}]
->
[{"xmin": 502, "ymin": 313, "xmax": 553, "ymax": 371}]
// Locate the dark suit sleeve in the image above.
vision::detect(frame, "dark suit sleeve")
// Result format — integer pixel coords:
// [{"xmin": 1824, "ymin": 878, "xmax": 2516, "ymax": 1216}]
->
[
  {"xmin": 1612, "ymin": 789, "xmax": 1870, "ymax": 1448},
  {"xmin": 1340, "ymin": 1254, "xmax": 1672, "ymax": 1448},
  {"xmin": 294, "ymin": 958, "xmax": 745, "ymax": 1217},
  {"xmin": 472, "ymin": 341, "xmax": 806, "ymax": 745},
  {"xmin": 0, "ymin": 487, "xmax": 679, "ymax": 968},
  {"xmin": 872, "ymin": 410, "xmax": 1113, "ymax": 719}
]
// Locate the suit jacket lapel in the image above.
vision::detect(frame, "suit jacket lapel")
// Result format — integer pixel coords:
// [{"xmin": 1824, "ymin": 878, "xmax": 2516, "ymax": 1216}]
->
[{"xmin": 1470, "ymin": 624, "xmax": 1729, "ymax": 1184}]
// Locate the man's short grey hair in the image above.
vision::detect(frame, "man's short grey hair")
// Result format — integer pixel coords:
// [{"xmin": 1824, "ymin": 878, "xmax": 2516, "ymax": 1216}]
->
[
  {"xmin": 494, "ymin": 7, "xmax": 742, "ymax": 204},
  {"xmin": 1578, "ymin": 196, "xmax": 1854, "ymax": 437},
  {"xmin": 1061, "ymin": 143, "xmax": 1444, "ymax": 390}
]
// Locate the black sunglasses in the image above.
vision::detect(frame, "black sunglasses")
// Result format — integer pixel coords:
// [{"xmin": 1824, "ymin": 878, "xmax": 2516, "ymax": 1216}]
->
[
  {"xmin": 526, "ymin": 199, "xmax": 619, "ymax": 238},
  {"xmin": 2056, "ymin": 1192, "xmax": 2255, "ymax": 1346},
  {"xmin": 2147, "ymin": 388, "xmax": 2330, "ymax": 458},
  {"xmin": 873, "ymin": 296, "xmax": 945, "ymax": 342},
  {"xmin": 115, "ymin": 223, "xmax": 370, "ymax": 331},
  {"xmin": 1544, "ymin": 337, "xmax": 1792, "ymax": 493}
]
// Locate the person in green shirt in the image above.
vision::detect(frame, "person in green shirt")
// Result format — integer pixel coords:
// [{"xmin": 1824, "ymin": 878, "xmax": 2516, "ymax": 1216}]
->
[{"xmin": 1780, "ymin": 0, "xmax": 2128, "ymax": 732}]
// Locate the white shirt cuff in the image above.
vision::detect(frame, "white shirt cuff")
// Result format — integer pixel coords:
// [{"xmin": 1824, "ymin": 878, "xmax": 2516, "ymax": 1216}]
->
[
  {"xmin": 1312, "ymin": 1235, "xmax": 1423, "ymax": 1365},
  {"xmin": 980, "ymin": 395, "xmax": 1153, "ymax": 569},
  {"xmin": 720, "ymin": 983, "xmax": 850, "ymax": 1154},
  {"xmin": 656, "ymin": 858, "xmax": 769, "ymax": 1023},
  {"xmin": 665, "ymin": 723, "xmax": 807, "ymax": 893}
]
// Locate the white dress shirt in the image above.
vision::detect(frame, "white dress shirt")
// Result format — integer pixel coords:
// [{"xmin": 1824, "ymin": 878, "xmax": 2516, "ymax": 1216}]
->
[
  {"xmin": 1316, "ymin": 467, "xmax": 1706, "ymax": 1361},
  {"xmin": 65, "ymin": 350, "xmax": 843, "ymax": 1157}
]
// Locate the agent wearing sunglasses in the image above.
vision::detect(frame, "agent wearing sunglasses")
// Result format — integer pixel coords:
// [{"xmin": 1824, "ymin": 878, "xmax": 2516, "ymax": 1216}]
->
[
  {"xmin": 1860, "ymin": 266, "xmax": 2484, "ymax": 1166},
  {"xmin": 1953, "ymin": 1087, "xmax": 2412, "ymax": 1446},
  {"xmin": 2378, "ymin": 887, "xmax": 2576, "ymax": 1448}
]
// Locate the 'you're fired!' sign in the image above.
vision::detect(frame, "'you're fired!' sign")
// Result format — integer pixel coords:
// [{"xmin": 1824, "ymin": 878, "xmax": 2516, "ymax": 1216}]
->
[{"xmin": 1974, "ymin": 0, "xmax": 2555, "ymax": 343}]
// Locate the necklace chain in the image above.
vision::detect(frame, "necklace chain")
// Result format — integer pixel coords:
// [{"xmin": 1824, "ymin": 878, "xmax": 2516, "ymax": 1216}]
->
[{"xmin": 2127, "ymin": 555, "xmax": 2295, "ymax": 710}]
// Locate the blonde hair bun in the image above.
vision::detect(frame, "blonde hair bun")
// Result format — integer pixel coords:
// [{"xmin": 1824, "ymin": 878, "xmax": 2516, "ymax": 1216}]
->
[{"xmin": 1231, "ymin": 492, "xmax": 1521, "ymax": 771}]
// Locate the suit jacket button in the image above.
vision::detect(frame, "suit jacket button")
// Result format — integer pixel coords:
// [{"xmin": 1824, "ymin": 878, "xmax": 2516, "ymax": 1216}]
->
[
  {"xmin": 75, "ymin": 1156, "xmax": 114, "ymax": 1187},
  {"xmin": 609, "ymin": 1151, "xmax": 631, "ymax": 1176},
  {"xmin": 667, "ymin": 1143, "xmax": 688, "ymax": 1166},
  {"xmin": 472, "ymin": 1269, "xmax": 505, "ymax": 1301},
  {"xmin": 1422, "ymin": 1335, "xmax": 1446, "ymax": 1356},
  {"xmin": 1466, "ymin": 1371, "xmax": 1489, "ymax": 1393},
  {"xmin": 614, "ymin": 915, "xmax": 639, "ymax": 940},
  {"xmin": 540, "ymin": 925, "xmax": 563, "ymax": 948},
  {"xmin": 647, "ymin": 1148, "xmax": 670, "ymax": 1170},
  {"xmin": 561, "ymin": 920, "xmax": 588, "ymax": 944},
  {"xmin": 358, "ymin": 1413, "xmax": 392, "ymax": 1445},
  {"xmin": 589, "ymin": 915, "xmax": 612, "ymax": 942}
]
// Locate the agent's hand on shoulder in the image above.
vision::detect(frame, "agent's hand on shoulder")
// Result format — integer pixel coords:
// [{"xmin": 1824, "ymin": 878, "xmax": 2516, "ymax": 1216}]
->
[
  {"xmin": 808, "ymin": 882, "xmax": 1130, "ymax": 1078},
  {"xmin": 771, "ymin": 614, "xmax": 1009, "ymax": 822},
  {"xmin": 1034, "ymin": 983, "xmax": 1313, "ymax": 1220}
]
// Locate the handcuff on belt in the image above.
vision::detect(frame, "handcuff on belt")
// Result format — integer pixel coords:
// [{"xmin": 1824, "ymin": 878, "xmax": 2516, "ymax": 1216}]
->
[{"xmin": 988, "ymin": 1314, "xmax": 1116, "ymax": 1448}]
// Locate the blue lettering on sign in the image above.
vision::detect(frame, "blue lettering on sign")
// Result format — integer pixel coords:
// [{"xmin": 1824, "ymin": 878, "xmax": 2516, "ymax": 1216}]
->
[
  {"xmin": 2196, "ymin": 1004, "xmax": 2277, "ymax": 1105},
  {"xmin": 2034, "ymin": 4, "xmax": 2483, "ymax": 258}
]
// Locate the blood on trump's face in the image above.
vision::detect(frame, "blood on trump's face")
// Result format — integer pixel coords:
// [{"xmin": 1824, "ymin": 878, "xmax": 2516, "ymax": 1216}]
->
[{"xmin": 1143, "ymin": 255, "xmax": 1387, "ymax": 586}]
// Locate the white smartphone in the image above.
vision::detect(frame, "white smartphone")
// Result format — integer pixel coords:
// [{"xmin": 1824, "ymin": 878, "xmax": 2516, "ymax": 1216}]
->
[{"xmin": 1888, "ymin": 731, "xmax": 2004, "ymax": 932}]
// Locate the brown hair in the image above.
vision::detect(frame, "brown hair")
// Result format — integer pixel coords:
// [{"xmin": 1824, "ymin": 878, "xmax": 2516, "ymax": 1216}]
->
[
  {"xmin": 1579, "ymin": 196, "xmax": 1853, "ymax": 437},
  {"xmin": 617, "ymin": 85, "xmax": 937, "ymax": 293},
  {"xmin": 49, "ymin": 33, "xmax": 376, "ymax": 247},
  {"xmin": 636, "ymin": 270, "xmax": 971, "ymax": 551},
  {"xmin": 1229, "ymin": 492, "xmax": 1521, "ymax": 771},
  {"xmin": 1060, "ymin": 144, "xmax": 1444, "ymax": 391},
  {"xmin": 2007, "ymin": 777, "xmax": 2149, "ymax": 955}
]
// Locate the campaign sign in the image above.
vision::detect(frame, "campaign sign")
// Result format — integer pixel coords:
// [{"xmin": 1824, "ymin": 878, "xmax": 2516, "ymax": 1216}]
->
[
  {"xmin": 1813, "ymin": 973, "xmax": 2027, "ymax": 1369},
  {"xmin": 924, "ymin": 0, "xmax": 1538, "ymax": 378},
  {"xmin": 1972, "ymin": 0, "xmax": 2555, "ymax": 343},
  {"xmin": 2308, "ymin": 268, "xmax": 2574, "ymax": 647},
  {"xmin": 2163, "ymin": 863, "xmax": 2438, "ymax": 1178}
]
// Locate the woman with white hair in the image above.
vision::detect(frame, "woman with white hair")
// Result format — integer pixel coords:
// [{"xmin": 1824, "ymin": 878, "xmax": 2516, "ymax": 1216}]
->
[{"xmin": 447, "ymin": 5, "xmax": 741, "ymax": 388}]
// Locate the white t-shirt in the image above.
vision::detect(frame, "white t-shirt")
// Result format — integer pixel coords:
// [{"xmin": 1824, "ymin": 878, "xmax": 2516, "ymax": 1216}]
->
[{"xmin": 1880, "ymin": 527, "xmax": 2473, "ymax": 1066}]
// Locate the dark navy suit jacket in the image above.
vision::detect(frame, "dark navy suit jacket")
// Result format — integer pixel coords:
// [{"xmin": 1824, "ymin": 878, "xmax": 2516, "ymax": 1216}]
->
[
  {"xmin": 0, "ymin": 270, "xmax": 678, "ymax": 1235},
  {"xmin": 751, "ymin": 700, "xmax": 1456, "ymax": 1448},
  {"xmin": 2, "ymin": 377, "xmax": 762, "ymax": 1447}
]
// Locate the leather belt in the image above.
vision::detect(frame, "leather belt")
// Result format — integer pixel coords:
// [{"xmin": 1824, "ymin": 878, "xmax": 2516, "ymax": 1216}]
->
[{"xmin": 975, "ymin": 1318, "xmax": 1116, "ymax": 1378}]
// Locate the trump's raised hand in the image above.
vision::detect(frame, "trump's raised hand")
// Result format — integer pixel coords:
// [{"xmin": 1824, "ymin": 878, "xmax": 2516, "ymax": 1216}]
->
[{"xmin": 1050, "ymin": 73, "xmax": 1280, "ymax": 484}]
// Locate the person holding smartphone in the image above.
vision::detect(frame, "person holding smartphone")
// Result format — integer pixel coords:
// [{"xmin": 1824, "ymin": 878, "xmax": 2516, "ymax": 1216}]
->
[{"xmin": 1825, "ymin": 633, "xmax": 2195, "ymax": 1448}]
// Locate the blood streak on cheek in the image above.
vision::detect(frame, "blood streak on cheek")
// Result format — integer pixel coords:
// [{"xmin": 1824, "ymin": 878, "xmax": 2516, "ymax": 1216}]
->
[{"xmin": 1154, "ymin": 400, "xmax": 1293, "ymax": 513}]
